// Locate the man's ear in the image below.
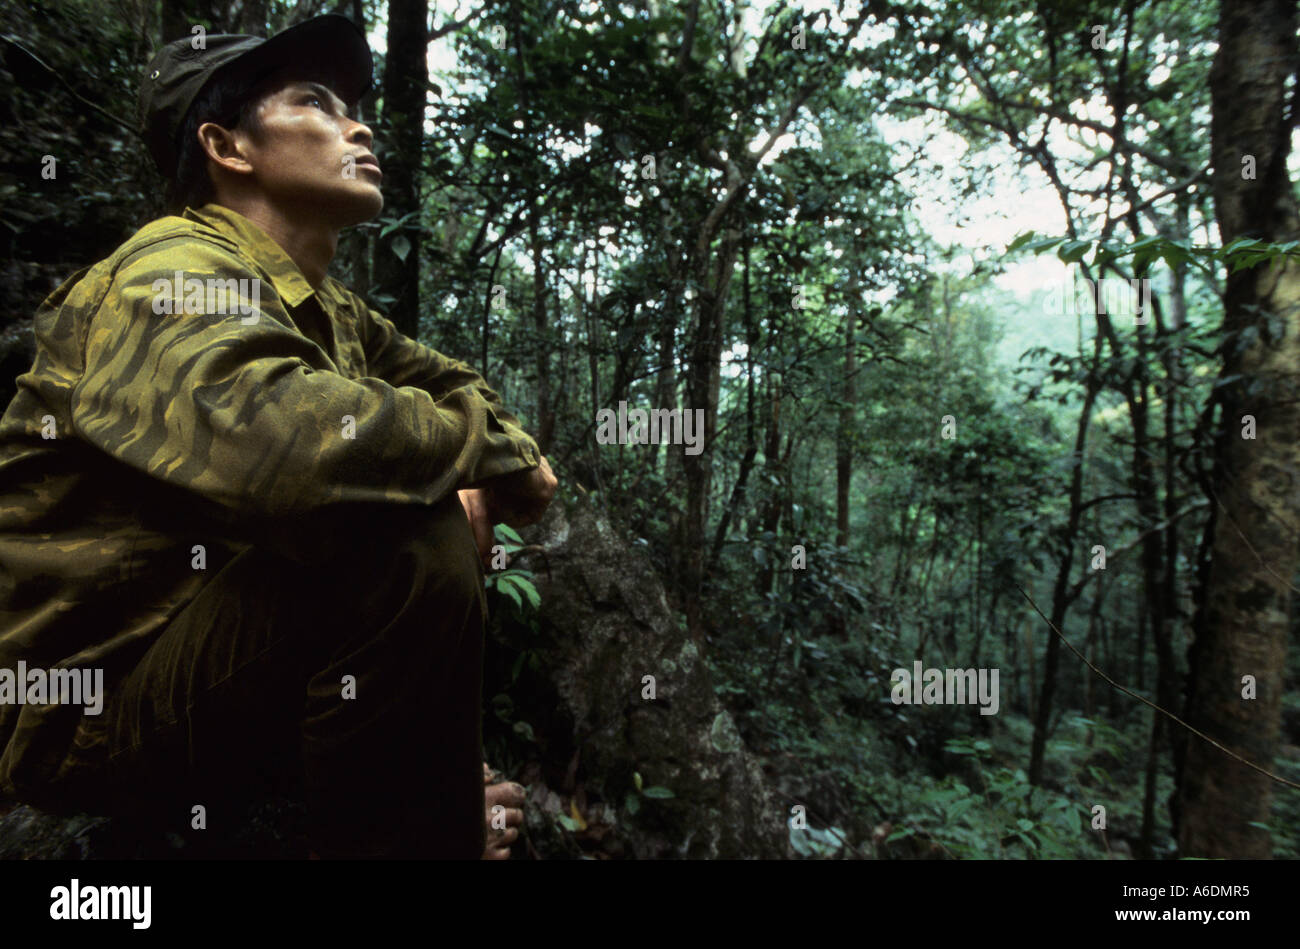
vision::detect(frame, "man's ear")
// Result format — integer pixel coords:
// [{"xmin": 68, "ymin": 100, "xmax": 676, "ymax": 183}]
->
[{"xmin": 196, "ymin": 121, "xmax": 255, "ymax": 178}]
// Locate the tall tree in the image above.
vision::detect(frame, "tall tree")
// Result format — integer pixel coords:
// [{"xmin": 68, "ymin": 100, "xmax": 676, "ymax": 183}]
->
[
  {"xmin": 1176, "ymin": 0, "xmax": 1300, "ymax": 859},
  {"xmin": 373, "ymin": 0, "xmax": 427, "ymax": 338}
]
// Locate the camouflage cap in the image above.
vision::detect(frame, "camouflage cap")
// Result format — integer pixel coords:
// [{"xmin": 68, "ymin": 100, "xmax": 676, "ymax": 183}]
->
[{"xmin": 138, "ymin": 13, "xmax": 372, "ymax": 180}]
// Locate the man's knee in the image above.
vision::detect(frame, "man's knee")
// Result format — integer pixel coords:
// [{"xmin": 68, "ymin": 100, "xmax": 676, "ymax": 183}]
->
[{"xmin": 309, "ymin": 496, "xmax": 485, "ymax": 636}]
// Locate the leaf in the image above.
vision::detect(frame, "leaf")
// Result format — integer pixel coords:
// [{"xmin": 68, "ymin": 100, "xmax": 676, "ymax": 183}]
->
[
  {"xmin": 1005, "ymin": 231, "xmax": 1038, "ymax": 253},
  {"xmin": 1133, "ymin": 247, "xmax": 1160, "ymax": 276},
  {"xmin": 496, "ymin": 523, "xmax": 524, "ymax": 544},
  {"xmin": 515, "ymin": 576, "xmax": 542, "ymax": 610},
  {"xmin": 624, "ymin": 792, "xmax": 640, "ymax": 816},
  {"xmin": 1057, "ymin": 239, "xmax": 1091, "ymax": 263},
  {"xmin": 1016, "ymin": 818, "xmax": 1035, "ymax": 832},
  {"xmin": 1160, "ymin": 244, "xmax": 1192, "ymax": 268},
  {"xmin": 1025, "ymin": 236, "xmax": 1068, "ymax": 255},
  {"xmin": 497, "ymin": 577, "xmax": 523, "ymax": 611},
  {"xmin": 633, "ymin": 771, "xmax": 643, "ymax": 792},
  {"xmin": 1220, "ymin": 237, "xmax": 1263, "ymax": 256},
  {"xmin": 379, "ymin": 210, "xmax": 418, "ymax": 237},
  {"xmin": 641, "ymin": 786, "xmax": 675, "ymax": 799},
  {"xmin": 391, "ymin": 234, "xmax": 411, "ymax": 263}
]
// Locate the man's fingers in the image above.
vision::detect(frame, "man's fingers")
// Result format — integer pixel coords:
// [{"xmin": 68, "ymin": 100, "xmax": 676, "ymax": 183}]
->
[
  {"xmin": 499, "ymin": 806, "xmax": 523, "ymax": 827},
  {"xmin": 489, "ymin": 454, "xmax": 558, "ymax": 528},
  {"xmin": 483, "ymin": 832, "xmax": 515, "ymax": 860},
  {"xmin": 484, "ymin": 782, "xmax": 526, "ymax": 809},
  {"xmin": 480, "ymin": 764, "xmax": 523, "ymax": 859},
  {"xmin": 481, "ymin": 819, "xmax": 521, "ymax": 860}
]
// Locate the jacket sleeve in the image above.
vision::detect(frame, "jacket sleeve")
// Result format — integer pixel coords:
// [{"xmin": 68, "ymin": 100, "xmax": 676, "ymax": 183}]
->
[
  {"xmin": 351, "ymin": 294, "xmax": 541, "ymax": 459},
  {"xmin": 69, "ymin": 237, "xmax": 541, "ymax": 534}
]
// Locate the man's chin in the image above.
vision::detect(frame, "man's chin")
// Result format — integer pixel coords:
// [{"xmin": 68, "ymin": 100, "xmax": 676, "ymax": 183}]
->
[
  {"xmin": 335, "ymin": 187, "xmax": 384, "ymax": 227},
  {"xmin": 293, "ymin": 186, "xmax": 383, "ymax": 229}
]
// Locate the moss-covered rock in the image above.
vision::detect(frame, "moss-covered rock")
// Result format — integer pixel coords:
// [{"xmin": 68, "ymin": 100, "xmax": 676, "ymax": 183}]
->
[{"xmin": 493, "ymin": 493, "xmax": 792, "ymax": 859}]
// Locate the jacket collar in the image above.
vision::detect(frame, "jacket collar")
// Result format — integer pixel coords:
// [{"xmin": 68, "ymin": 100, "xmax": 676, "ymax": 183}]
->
[{"xmin": 182, "ymin": 203, "xmax": 321, "ymax": 310}]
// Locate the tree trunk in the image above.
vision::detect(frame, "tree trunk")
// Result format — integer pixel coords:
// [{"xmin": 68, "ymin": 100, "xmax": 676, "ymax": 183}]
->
[
  {"xmin": 755, "ymin": 373, "xmax": 784, "ymax": 598},
  {"xmin": 1138, "ymin": 707, "xmax": 1160, "ymax": 859},
  {"xmin": 530, "ymin": 196, "xmax": 554, "ymax": 453},
  {"xmin": 373, "ymin": 0, "xmax": 426, "ymax": 339},
  {"xmin": 835, "ymin": 269, "xmax": 857, "ymax": 550},
  {"xmin": 1177, "ymin": 0, "xmax": 1300, "ymax": 859},
  {"xmin": 682, "ymin": 224, "xmax": 742, "ymax": 640},
  {"xmin": 710, "ymin": 233, "xmax": 757, "ymax": 564},
  {"xmin": 344, "ymin": 0, "xmax": 374, "ymax": 298},
  {"xmin": 1029, "ymin": 331, "xmax": 1103, "ymax": 785}
]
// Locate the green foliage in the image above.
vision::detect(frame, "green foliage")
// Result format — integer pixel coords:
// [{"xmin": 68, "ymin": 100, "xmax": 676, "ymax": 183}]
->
[
  {"xmin": 10, "ymin": 0, "xmax": 1285, "ymax": 862},
  {"xmin": 484, "ymin": 523, "xmax": 542, "ymax": 616},
  {"xmin": 1007, "ymin": 231, "xmax": 1300, "ymax": 279},
  {"xmin": 621, "ymin": 770, "xmax": 676, "ymax": 818},
  {"xmin": 904, "ymin": 737, "xmax": 1088, "ymax": 859}
]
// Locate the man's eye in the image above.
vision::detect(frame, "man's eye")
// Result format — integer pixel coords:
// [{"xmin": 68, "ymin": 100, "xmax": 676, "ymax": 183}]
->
[{"xmin": 304, "ymin": 96, "xmax": 325, "ymax": 110}]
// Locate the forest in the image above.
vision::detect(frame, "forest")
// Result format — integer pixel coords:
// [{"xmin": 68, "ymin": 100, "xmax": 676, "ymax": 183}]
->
[{"xmin": 2, "ymin": 0, "xmax": 1299, "ymax": 862}]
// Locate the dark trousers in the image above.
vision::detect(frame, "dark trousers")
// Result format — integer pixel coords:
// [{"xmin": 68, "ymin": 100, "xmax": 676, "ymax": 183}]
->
[{"xmin": 50, "ymin": 495, "xmax": 487, "ymax": 858}]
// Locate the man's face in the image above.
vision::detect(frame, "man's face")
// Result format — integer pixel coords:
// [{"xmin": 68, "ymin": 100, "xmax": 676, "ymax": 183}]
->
[{"xmin": 218, "ymin": 72, "xmax": 384, "ymax": 226}]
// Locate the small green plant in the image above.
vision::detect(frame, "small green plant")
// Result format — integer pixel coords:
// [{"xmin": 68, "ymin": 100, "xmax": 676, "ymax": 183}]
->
[
  {"xmin": 484, "ymin": 523, "xmax": 541, "ymax": 615},
  {"xmin": 887, "ymin": 737, "xmax": 1088, "ymax": 859},
  {"xmin": 623, "ymin": 770, "xmax": 675, "ymax": 816}
]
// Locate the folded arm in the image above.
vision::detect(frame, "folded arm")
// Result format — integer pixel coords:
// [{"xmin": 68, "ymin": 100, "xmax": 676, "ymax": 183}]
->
[{"xmin": 70, "ymin": 239, "xmax": 540, "ymax": 558}]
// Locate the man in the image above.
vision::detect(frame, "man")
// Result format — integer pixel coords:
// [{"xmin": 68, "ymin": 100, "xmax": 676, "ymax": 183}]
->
[{"xmin": 0, "ymin": 14, "xmax": 554, "ymax": 859}]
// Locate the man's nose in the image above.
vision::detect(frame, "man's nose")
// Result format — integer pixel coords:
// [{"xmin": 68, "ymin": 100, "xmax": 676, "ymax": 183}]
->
[{"xmin": 345, "ymin": 119, "xmax": 374, "ymax": 148}]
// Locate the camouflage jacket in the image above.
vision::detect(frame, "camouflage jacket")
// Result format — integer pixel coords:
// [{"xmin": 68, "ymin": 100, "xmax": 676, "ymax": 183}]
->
[{"xmin": 0, "ymin": 203, "xmax": 541, "ymax": 798}]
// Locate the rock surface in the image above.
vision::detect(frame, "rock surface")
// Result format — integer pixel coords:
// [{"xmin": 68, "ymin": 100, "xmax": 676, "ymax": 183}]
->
[{"xmin": 495, "ymin": 493, "xmax": 792, "ymax": 859}]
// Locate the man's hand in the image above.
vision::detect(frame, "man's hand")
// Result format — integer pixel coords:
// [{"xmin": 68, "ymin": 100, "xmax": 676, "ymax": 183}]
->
[
  {"xmin": 482, "ymin": 762, "xmax": 525, "ymax": 860},
  {"xmin": 487, "ymin": 454, "xmax": 557, "ymax": 528}
]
